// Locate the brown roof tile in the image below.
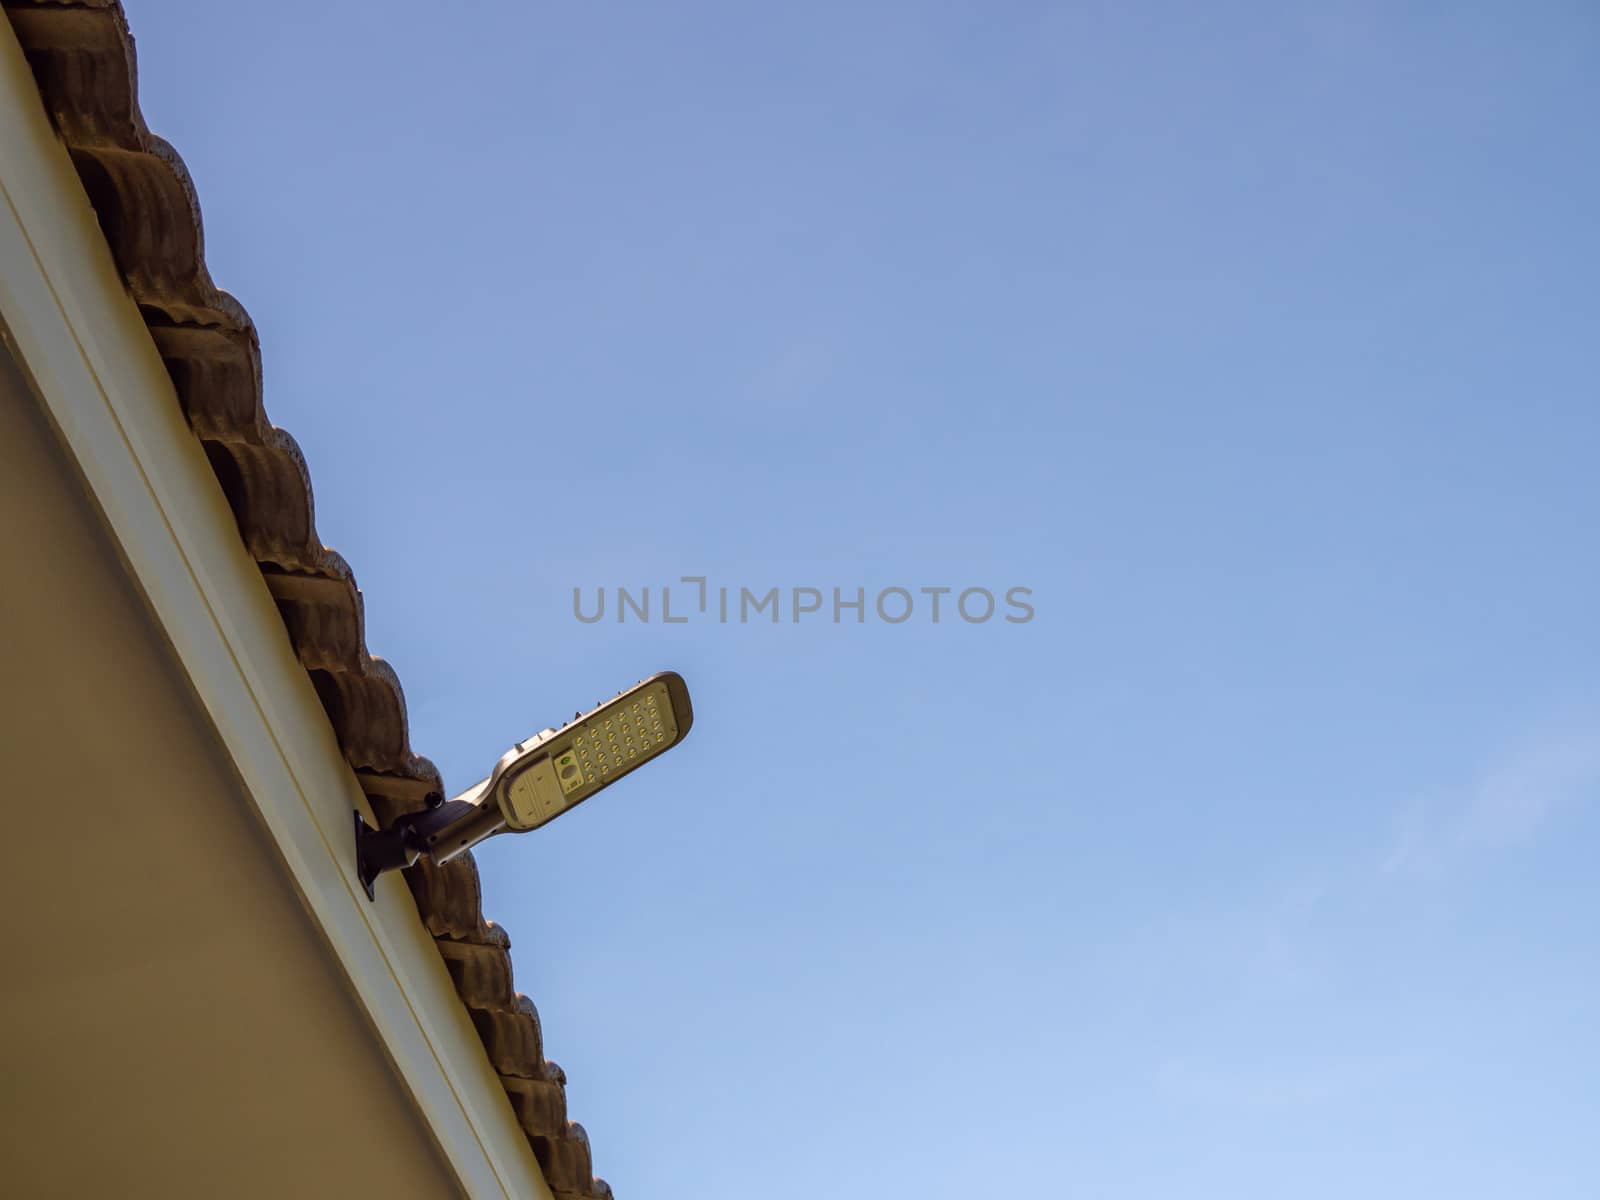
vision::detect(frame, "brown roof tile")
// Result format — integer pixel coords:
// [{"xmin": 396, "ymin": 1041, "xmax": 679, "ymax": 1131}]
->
[{"xmin": 3, "ymin": 3, "xmax": 612, "ymax": 1195}]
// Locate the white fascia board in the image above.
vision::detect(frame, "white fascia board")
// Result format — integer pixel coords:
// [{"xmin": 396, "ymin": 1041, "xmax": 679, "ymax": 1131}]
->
[{"xmin": 0, "ymin": 25, "xmax": 552, "ymax": 1200}]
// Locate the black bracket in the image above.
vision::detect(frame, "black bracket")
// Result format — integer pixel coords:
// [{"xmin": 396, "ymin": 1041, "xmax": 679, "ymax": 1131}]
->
[{"xmin": 354, "ymin": 791, "xmax": 444, "ymax": 901}]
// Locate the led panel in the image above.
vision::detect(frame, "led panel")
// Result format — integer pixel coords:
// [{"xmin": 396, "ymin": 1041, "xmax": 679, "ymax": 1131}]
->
[{"xmin": 496, "ymin": 672, "xmax": 691, "ymax": 831}]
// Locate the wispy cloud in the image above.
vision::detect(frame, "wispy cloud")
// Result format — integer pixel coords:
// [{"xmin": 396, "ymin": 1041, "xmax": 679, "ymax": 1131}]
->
[{"xmin": 1381, "ymin": 724, "xmax": 1600, "ymax": 877}]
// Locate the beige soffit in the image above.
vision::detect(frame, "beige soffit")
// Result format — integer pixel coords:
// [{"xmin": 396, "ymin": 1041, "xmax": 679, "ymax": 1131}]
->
[{"xmin": 1, "ymin": 3, "xmax": 612, "ymax": 1196}]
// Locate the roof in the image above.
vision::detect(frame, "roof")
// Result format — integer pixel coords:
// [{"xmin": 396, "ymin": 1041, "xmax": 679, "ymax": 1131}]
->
[{"xmin": 3, "ymin": 3, "xmax": 612, "ymax": 1195}]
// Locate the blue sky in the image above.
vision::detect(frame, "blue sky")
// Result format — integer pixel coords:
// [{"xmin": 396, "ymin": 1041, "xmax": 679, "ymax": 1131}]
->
[{"xmin": 126, "ymin": 2, "xmax": 1599, "ymax": 1195}]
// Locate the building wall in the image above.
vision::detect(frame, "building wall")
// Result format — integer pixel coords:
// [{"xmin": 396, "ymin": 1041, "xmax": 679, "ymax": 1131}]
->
[{"xmin": 0, "ymin": 342, "xmax": 463, "ymax": 1198}]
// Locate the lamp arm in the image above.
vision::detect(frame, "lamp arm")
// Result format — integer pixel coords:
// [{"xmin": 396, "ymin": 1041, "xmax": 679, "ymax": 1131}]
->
[{"xmin": 354, "ymin": 791, "xmax": 507, "ymax": 901}]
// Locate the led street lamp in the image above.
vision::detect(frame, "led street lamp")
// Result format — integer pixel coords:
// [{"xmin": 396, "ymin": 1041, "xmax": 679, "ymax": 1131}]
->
[{"xmin": 355, "ymin": 671, "xmax": 694, "ymax": 899}]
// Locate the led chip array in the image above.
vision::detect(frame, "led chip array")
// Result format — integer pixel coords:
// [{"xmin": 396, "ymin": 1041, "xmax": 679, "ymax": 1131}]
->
[
  {"xmin": 563, "ymin": 683, "xmax": 677, "ymax": 795},
  {"xmin": 495, "ymin": 672, "xmax": 692, "ymax": 833}
]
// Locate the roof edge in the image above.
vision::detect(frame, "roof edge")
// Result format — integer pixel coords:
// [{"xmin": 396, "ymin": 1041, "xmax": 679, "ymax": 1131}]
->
[{"xmin": 2, "ymin": 4, "xmax": 613, "ymax": 1196}]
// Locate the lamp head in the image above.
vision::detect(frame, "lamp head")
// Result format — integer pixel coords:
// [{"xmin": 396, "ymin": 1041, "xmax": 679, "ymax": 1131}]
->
[{"xmin": 488, "ymin": 670, "xmax": 695, "ymax": 831}]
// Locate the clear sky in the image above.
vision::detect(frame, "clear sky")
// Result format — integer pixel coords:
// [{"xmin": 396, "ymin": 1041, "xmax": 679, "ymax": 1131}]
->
[{"xmin": 125, "ymin": 3, "xmax": 1598, "ymax": 1196}]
